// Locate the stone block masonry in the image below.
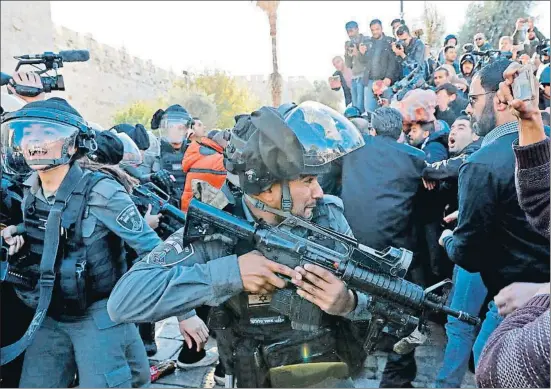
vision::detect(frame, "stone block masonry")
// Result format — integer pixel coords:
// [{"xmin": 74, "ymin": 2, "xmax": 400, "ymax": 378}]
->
[{"xmin": 1, "ymin": 1, "xmax": 181, "ymax": 128}]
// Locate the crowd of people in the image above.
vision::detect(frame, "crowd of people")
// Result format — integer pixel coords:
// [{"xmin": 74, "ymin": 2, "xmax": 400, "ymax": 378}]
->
[{"xmin": 0, "ymin": 12, "xmax": 550, "ymax": 389}]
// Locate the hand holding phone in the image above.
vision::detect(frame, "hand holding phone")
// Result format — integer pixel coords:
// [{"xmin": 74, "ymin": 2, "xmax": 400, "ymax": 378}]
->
[
  {"xmin": 499, "ymin": 62, "xmax": 544, "ymax": 145},
  {"xmin": 512, "ymin": 64, "xmax": 536, "ymax": 102}
]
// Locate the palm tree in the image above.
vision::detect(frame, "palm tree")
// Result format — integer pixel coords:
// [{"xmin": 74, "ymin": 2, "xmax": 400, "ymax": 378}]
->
[{"xmin": 255, "ymin": 1, "xmax": 282, "ymax": 107}]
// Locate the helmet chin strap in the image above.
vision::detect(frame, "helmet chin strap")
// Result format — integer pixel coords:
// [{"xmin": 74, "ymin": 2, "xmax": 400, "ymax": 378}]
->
[
  {"xmin": 244, "ymin": 180, "xmax": 315, "ymax": 222},
  {"xmin": 244, "ymin": 180, "xmax": 294, "ymax": 220}
]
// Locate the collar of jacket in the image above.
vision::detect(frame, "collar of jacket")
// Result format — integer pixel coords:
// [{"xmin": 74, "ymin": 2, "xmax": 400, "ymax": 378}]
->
[
  {"xmin": 481, "ymin": 121, "xmax": 518, "ymax": 148},
  {"xmin": 198, "ymin": 136, "xmax": 224, "ymax": 153}
]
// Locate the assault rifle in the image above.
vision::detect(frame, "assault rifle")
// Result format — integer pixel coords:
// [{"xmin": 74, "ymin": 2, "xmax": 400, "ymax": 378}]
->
[
  {"xmin": 130, "ymin": 183, "xmax": 186, "ymax": 239},
  {"xmin": 184, "ymin": 198, "xmax": 480, "ymax": 352}
]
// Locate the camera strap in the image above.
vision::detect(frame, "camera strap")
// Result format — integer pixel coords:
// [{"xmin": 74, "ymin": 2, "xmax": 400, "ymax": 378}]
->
[{"xmin": 0, "ymin": 163, "xmax": 86, "ymax": 366}]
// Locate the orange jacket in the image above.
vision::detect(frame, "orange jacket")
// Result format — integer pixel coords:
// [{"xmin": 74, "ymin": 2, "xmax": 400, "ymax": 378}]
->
[{"xmin": 180, "ymin": 137, "xmax": 227, "ymax": 212}]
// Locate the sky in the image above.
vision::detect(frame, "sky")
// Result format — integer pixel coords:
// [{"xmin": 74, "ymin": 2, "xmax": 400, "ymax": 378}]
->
[{"xmin": 50, "ymin": 1, "xmax": 551, "ymax": 81}]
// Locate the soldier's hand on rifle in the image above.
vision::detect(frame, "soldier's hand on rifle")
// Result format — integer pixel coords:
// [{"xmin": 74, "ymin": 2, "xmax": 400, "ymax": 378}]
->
[
  {"xmin": 144, "ymin": 204, "xmax": 162, "ymax": 230},
  {"xmin": 292, "ymin": 264, "xmax": 357, "ymax": 317},
  {"xmin": 7, "ymin": 71, "xmax": 45, "ymax": 103},
  {"xmin": 151, "ymin": 169, "xmax": 176, "ymax": 193},
  {"xmin": 1, "ymin": 225, "xmax": 25, "ymax": 256},
  {"xmin": 237, "ymin": 250, "xmax": 298, "ymax": 294},
  {"xmin": 179, "ymin": 315, "xmax": 209, "ymax": 352}
]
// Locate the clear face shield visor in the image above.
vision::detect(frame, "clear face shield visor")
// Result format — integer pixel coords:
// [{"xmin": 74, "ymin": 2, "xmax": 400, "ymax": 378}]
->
[
  {"xmin": 159, "ymin": 113, "xmax": 191, "ymax": 144},
  {"xmin": 1, "ymin": 118, "xmax": 79, "ymax": 172}
]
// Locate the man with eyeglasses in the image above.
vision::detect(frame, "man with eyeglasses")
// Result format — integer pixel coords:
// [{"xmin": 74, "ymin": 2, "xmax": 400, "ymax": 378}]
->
[{"xmin": 438, "ymin": 58, "xmax": 550, "ymax": 366}]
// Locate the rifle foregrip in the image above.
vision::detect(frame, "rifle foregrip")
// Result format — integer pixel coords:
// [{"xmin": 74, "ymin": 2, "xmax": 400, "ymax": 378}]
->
[{"xmin": 345, "ymin": 265, "xmax": 425, "ymax": 309}]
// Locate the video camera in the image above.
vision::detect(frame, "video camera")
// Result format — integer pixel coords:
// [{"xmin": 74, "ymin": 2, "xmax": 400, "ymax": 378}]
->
[
  {"xmin": 394, "ymin": 40, "xmax": 406, "ymax": 51},
  {"xmin": 391, "ymin": 63, "xmax": 428, "ymax": 101},
  {"xmin": 462, "ymin": 43, "xmax": 475, "ymax": 53},
  {"xmin": 0, "ymin": 50, "xmax": 90, "ymax": 97},
  {"xmin": 536, "ymin": 39, "xmax": 550, "ymax": 62},
  {"xmin": 470, "ymin": 49, "xmax": 513, "ymax": 73}
]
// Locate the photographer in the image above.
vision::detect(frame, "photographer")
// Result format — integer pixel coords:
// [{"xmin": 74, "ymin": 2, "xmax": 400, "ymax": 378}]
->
[
  {"xmin": 499, "ymin": 36, "xmax": 518, "ymax": 60},
  {"xmin": 474, "ymin": 33, "xmax": 493, "ymax": 52},
  {"xmin": 359, "ymin": 19, "xmax": 398, "ymax": 112},
  {"xmin": 330, "ymin": 56, "xmax": 353, "ymax": 107},
  {"xmin": 513, "ymin": 17, "xmax": 547, "ymax": 59},
  {"xmin": 344, "ymin": 21, "xmax": 368, "ymax": 112},
  {"xmin": 392, "ymin": 25, "xmax": 426, "ymax": 79},
  {"xmin": 390, "ymin": 18, "xmax": 405, "ymax": 38}
]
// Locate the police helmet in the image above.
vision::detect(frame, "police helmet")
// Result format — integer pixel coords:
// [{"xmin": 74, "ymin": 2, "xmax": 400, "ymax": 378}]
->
[
  {"xmin": 110, "ymin": 130, "xmax": 143, "ymax": 167},
  {"xmin": 1, "ymin": 97, "xmax": 96, "ymax": 174},
  {"xmin": 277, "ymin": 102, "xmax": 298, "ymax": 119},
  {"xmin": 88, "ymin": 129, "xmax": 124, "ymax": 165},
  {"xmin": 88, "ymin": 121, "xmax": 105, "ymax": 132},
  {"xmin": 225, "ymin": 102, "xmax": 364, "ymax": 212},
  {"xmin": 151, "ymin": 104, "xmax": 192, "ymax": 145},
  {"xmin": 344, "ymin": 106, "xmax": 362, "ymax": 119}
]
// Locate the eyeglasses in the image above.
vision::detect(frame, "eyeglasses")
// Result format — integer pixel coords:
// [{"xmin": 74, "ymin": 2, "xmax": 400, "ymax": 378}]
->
[{"xmin": 468, "ymin": 91, "xmax": 495, "ymax": 106}]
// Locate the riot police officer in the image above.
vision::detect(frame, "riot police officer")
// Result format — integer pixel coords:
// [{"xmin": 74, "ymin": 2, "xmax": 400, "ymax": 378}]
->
[
  {"xmin": 108, "ymin": 102, "xmax": 375, "ymax": 388},
  {"xmin": 150, "ymin": 104, "xmax": 193, "ymax": 205},
  {"xmin": 0, "ymin": 97, "xmax": 163, "ymax": 387}
]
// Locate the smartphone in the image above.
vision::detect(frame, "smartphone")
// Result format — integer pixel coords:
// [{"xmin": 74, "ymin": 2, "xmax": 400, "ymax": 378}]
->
[{"xmin": 513, "ymin": 65, "xmax": 537, "ymax": 101}]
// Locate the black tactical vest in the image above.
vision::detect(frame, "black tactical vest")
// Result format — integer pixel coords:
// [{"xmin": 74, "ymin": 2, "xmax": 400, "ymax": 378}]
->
[
  {"xmin": 160, "ymin": 140, "xmax": 186, "ymax": 194},
  {"xmin": 1, "ymin": 175, "xmax": 24, "ymax": 227},
  {"xmin": 15, "ymin": 169, "xmax": 125, "ymax": 316},
  {"xmin": 210, "ymin": 196, "xmax": 364, "ymax": 387}
]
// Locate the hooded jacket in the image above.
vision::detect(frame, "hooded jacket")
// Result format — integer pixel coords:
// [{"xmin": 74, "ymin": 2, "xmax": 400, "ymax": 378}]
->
[
  {"xmin": 420, "ymin": 126, "xmax": 450, "ymax": 164},
  {"xmin": 180, "ymin": 137, "xmax": 226, "ymax": 212}
]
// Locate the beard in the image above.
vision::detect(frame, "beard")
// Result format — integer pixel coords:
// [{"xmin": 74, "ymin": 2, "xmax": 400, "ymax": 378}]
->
[{"xmin": 471, "ymin": 98, "xmax": 496, "ymax": 137}]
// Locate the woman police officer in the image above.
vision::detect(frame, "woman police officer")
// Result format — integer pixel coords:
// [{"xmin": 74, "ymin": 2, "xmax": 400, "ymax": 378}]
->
[{"xmin": 0, "ymin": 97, "xmax": 162, "ymax": 387}]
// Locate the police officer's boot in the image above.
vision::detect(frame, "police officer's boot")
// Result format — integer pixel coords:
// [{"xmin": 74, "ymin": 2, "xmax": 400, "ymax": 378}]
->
[{"xmin": 139, "ymin": 322, "xmax": 158, "ymax": 357}]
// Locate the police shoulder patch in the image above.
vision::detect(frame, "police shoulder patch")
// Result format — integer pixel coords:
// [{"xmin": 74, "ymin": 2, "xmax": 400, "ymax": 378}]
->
[
  {"xmin": 116, "ymin": 204, "xmax": 144, "ymax": 233},
  {"xmin": 145, "ymin": 229, "xmax": 195, "ymax": 267}
]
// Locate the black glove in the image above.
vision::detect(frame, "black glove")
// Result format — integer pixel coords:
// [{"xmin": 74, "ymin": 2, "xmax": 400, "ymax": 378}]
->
[{"xmin": 150, "ymin": 169, "xmax": 174, "ymax": 194}]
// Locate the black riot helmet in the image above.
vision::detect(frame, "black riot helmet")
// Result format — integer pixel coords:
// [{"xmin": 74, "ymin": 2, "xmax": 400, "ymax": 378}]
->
[
  {"xmin": 225, "ymin": 102, "xmax": 364, "ymax": 213},
  {"xmin": 151, "ymin": 104, "xmax": 192, "ymax": 145},
  {"xmin": 1, "ymin": 97, "xmax": 96, "ymax": 174}
]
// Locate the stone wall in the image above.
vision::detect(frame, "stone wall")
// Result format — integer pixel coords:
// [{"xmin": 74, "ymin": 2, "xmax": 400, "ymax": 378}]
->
[
  {"xmin": 1, "ymin": 1, "xmax": 181, "ymax": 128},
  {"xmin": 51, "ymin": 25, "xmax": 181, "ymax": 127},
  {"xmin": 1, "ymin": 1, "xmax": 54, "ymax": 72}
]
